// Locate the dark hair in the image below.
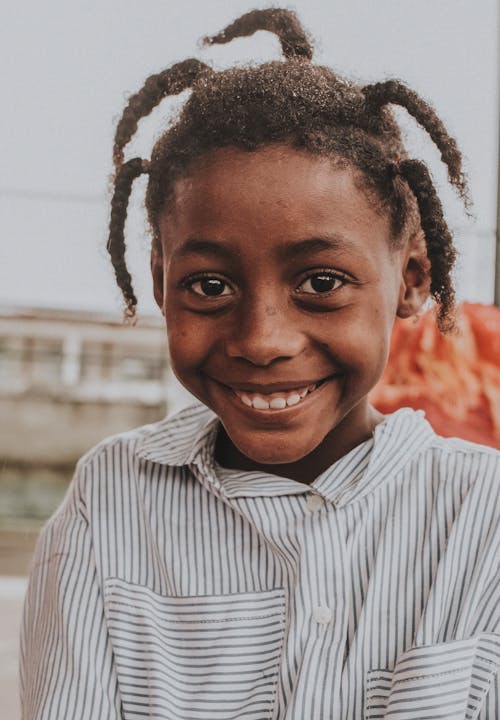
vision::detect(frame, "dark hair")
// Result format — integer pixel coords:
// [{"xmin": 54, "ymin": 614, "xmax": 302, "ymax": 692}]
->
[{"xmin": 108, "ymin": 8, "xmax": 468, "ymax": 332}]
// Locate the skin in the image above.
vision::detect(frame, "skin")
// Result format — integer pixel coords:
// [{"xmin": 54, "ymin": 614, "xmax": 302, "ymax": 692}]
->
[{"xmin": 151, "ymin": 145, "xmax": 430, "ymax": 484}]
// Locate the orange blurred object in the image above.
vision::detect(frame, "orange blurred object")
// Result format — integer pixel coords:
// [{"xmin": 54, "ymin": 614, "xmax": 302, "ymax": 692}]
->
[{"xmin": 370, "ymin": 303, "xmax": 500, "ymax": 449}]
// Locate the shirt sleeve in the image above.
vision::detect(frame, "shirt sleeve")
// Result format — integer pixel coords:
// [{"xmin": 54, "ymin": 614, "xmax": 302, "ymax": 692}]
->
[{"xmin": 19, "ymin": 502, "xmax": 122, "ymax": 719}]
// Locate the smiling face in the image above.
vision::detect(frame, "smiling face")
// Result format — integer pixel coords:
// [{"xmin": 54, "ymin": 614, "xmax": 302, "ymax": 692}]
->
[{"xmin": 152, "ymin": 145, "xmax": 429, "ymax": 481}]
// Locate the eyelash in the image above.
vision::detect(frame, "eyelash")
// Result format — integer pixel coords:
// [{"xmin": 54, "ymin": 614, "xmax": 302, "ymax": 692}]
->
[
  {"xmin": 182, "ymin": 273, "xmax": 234, "ymax": 298},
  {"xmin": 182, "ymin": 270, "xmax": 349, "ymax": 299},
  {"xmin": 296, "ymin": 270, "xmax": 349, "ymax": 296}
]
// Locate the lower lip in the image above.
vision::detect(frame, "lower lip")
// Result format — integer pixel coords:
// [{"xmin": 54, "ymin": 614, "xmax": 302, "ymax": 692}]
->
[{"xmin": 212, "ymin": 377, "xmax": 336, "ymax": 422}]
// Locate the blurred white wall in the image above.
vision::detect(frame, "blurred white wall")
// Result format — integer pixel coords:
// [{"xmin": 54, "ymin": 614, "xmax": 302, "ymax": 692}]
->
[{"xmin": 1, "ymin": 0, "xmax": 498, "ymax": 314}]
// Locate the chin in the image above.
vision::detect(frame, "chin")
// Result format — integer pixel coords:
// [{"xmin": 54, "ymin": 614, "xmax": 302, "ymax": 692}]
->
[{"xmin": 230, "ymin": 430, "xmax": 318, "ymax": 466}]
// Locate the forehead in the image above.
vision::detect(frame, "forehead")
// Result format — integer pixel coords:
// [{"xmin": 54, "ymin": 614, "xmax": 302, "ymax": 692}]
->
[{"xmin": 159, "ymin": 145, "xmax": 393, "ymax": 258}]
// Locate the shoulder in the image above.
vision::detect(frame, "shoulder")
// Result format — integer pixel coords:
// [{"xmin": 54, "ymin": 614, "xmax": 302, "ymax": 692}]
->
[
  {"xmin": 408, "ymin": 425, "xmax": 500, "ymax": 501},
  {"xmin": 425, "ymin": 433, "xmax": 500, "ymax": 472},
  {"xmin": 62, "ymin": 402, "xmax": 216, "ymax": 514},
  {"xmin": 375, "ymin": 408, "xmax": 499, "ymax": 492},
  {"xmin": 378, "ymin": 411, "xmax": 499, "ymax": 557}
]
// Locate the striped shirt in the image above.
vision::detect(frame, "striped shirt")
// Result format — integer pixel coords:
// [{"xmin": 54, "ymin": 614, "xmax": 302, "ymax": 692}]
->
[{"xmin": 20, "ymin": 404, "xmax": 500, "ymax": 719}]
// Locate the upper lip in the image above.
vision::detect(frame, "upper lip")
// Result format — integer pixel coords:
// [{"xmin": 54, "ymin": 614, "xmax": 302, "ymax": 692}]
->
[{"xmin": 211, "ymin": 376, "xmax": 336, "ymax": 394}]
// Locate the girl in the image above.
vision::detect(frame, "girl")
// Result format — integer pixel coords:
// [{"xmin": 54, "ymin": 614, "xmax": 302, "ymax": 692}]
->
[{"xmin": 21, "ymin": 8, "xmax": 499, "ymax": 720}]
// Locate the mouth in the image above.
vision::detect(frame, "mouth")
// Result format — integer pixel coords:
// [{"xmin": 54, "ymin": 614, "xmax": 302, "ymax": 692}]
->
[{"xmin": 221, "ymin": 376, "xmax": 334, "ymax": 411}]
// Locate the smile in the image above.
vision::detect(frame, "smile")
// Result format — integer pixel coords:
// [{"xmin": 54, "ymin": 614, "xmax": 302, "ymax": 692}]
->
[{"xmin": 226, "ymin": 377, "xmax": 332, "ymax": 411}]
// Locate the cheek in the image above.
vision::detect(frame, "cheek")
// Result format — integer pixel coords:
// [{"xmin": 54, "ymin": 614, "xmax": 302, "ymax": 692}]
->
[
  {"xmin": 166, "ymin": 313, "xmax": 215, "ymax": 376},
  {"xmin": 359, "ymin": 320, "xmax": 393, "ymax": 385},
  {"xmin": 320, "ymin": 309, "xmax": 392, "ymax": 377}
]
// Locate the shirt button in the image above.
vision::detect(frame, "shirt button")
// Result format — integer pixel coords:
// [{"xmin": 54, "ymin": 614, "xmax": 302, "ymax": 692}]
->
[
  {"xmin": 313, "ymin": 606, "xmax": 332, "ymax": 624},
  {"xmin": 306, "ymin": 494, "xmax": 324, "ymax": 511}
]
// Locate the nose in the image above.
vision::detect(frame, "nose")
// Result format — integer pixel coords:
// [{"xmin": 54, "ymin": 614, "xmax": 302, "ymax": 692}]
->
[{"xmin": 224, "ymin": 297, "xmax": 307, "ymax": 366}]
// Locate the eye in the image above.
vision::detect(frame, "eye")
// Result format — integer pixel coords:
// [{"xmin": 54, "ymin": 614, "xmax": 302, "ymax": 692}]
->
[
  {"xmin": 297, "ymin": 272, "xmax": 346, "ymax": 295},
  {"xmin": 188, "ymin": 276, "xmax": 233, "ymax": 297}
]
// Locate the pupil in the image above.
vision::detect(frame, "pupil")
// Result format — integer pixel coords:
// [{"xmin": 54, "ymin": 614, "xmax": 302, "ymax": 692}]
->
[
  {"xmin": 201, "ymin": 278, "xmax": 224, "ymax": 296},
  {"xmin": 311, "ymin": 274, "xmax": 334, "ymax": 292}
]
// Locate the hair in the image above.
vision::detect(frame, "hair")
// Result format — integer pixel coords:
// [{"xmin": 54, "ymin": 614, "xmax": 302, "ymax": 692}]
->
[{"xmin": 108, "ymin": 7, "xmax": 468, "ymax": 332}]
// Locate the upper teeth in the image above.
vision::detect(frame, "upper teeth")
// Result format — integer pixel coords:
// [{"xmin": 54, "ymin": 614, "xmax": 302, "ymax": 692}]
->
[{"xmin": 234, "ymin": 384, "xmax": 317, "ymax": 410}]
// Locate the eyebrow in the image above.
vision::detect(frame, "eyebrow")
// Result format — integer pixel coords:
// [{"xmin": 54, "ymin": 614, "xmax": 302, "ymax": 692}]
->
[
  {"xmin": 279, "ymin": 235, "xmax": 358, "ymax": 261},
  {"xmin": 172, "ymin": 234, "xmax": 358, "ymax": 261},
  {"xmin": 172, "ymin": 239, "xmax": 234, "ymax": 260}
]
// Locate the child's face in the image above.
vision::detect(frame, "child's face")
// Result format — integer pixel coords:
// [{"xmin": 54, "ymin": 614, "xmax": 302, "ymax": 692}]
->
[{"xmin": 153, "ymin": 145, "xmax": 428, "ymax": 475}]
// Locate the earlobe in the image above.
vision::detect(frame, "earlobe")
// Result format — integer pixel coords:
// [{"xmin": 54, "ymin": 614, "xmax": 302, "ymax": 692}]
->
[
  {"xmin": 151, "ymin": 248, "xmax": 166, "ymax": 314},
  {"xmin": 396, "ymin": 233, "xmax": 431, "ymax": 319}
]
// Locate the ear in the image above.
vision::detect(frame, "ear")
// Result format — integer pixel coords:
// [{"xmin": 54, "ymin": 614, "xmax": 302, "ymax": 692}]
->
[
  {"xmin": 151, "ymin": 244, "xmax": 166, "ymax": 314},
  {"xmin": 397, "ymin": 230, "xmax": 431, "ymax": 319}
]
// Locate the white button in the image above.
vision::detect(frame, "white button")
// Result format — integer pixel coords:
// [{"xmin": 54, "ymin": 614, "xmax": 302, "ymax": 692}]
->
[
  {"xmin": 313, "ymin": 606, "xmax": 332, "ymax": 624},
  {"xmin": 306, "ymin": 494, "xmax": 324, "ymax": 511}
]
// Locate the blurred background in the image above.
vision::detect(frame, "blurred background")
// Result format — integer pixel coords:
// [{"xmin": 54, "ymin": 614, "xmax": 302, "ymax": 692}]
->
[{"xmin": 1, "ymin": 0, "xmax": 499, "ymax": 715}]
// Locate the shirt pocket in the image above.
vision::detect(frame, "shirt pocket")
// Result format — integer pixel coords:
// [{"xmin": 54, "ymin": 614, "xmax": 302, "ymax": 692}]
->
[
  {"xmin": 365, "ymin": 633, "xmax": 500, "ymax": 720},
  {"xmin": 104, "ymin": 578, "xmax": 286, "ymax": 720}
]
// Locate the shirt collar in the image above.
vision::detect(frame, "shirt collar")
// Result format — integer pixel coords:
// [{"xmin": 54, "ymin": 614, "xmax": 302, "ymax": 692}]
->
[
  {"xmin": 136, "ymin": 404, "xmax": 435, "ymax": 505},
  {"xmin": 136, "ymin": 402, "xmax": 219, "ymax": 469},
  {"xmin": 313, "ymin": 407, "xmax": 435, "ymax": 506}
]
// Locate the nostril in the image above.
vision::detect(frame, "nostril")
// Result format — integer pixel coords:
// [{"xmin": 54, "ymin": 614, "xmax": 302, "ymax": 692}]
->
[{"xmin": 224, "ymin": 304, "xmax": 307, "ymax": 365}]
